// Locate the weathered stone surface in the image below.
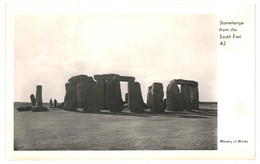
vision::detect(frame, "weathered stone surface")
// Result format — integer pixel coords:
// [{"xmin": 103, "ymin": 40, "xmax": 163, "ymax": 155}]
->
[
  {"xmin": 96, "ymin": 80, "xmax": 107, "ymax": 110},
  {"xmin": 146, "ymin": 86, "xmax": 152, "ymax": 109},
  {"xmin": 77, "ymin": 83, "xmax": 85, "ymax": 108},
  {"xmin": 128, "ymin": 82, "xmax": 145, "ymax": 113},
  {"xmin": 191, "ymin": 86, "xmax": 199, "ymax": 109},
  {"xmin": 166, "ymin": 81, "xmax": 182, "ymax": 111},
  {"xmin": 35, "ymin": 85, "xmax": 43, "ymax": 107},
  {"xmin": 64, "ymin": 83, "xmax": 78, "ymax": 111},
  {"xmin": 113, "ymin": 76, "xmax": 135, "ymax": 82},
  {"xmin": 30, "ymin": 94, "xmax": 36, "ymax": 106},
  {"xmin": 69, "ymin": 75, "xmax": 94, "ymax": 83},
  {"xmin": 106, "ymin": 80, "xmax": 123, "ymax": 112},
  {"xmin": 150, "ymin": 83, "xmax": 165, "ymax": 113},
  {"xmin": 83, "ymin": 82, "xmax": 100, "ymax": 113},
  {"xmin": 172, "ymin": 79, "xmax": 198, "ymax": 87},
  {"xmin": 32, "ymin": 106, "xmax": 48, "ymax": 112},
  {"xmin": 17, "ymin": 106, "xmax": 32, "ymax": 111},
  {"xmin": 94, "ymin": 74, "xmax": 119, "ymax": 80},
  {"xmin": 181, "ymin": 85, "xmax": 192, "ymax": 110}
]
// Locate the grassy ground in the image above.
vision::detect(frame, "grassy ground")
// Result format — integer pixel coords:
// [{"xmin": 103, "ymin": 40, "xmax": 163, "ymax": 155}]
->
[{"xmin": 14, "ymin": 102, "xmax": 217, "ymax": 150}]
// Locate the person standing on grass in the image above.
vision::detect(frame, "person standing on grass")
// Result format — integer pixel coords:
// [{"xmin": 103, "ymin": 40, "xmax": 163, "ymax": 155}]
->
[
  {"xmin": 49, "ymin": 99, "xmax": 53, "ymax": 108},
  {"xmin": 54, "ymin": 98, "xmax": 57, "ymax": 108}
]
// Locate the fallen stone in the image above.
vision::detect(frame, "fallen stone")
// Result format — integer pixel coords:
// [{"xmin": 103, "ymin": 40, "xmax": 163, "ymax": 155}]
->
[
  {"xmin": 94, "ymin": 74, "xmax": 119, "ymax": 80},
  {"xmin": 30, "ymin": 94, "xmax": 36, "ymax": 106},
  {"xmin": 113, "ymin": 76, "xmax": 135, "ymax": 82},
  {"xmin": 32, "ymin": 106, "xmax": 48, "ymax": 112},
  {"xmin": 83, "ymin": 82, "xmax": 100, "ymax": 113},
  {"xmin": 150, "ymin": 83, "xmax": 165, "ymax": 113},
  {"xmin": 16, "ymin": 106, "xmax": 32, "ymax": 111},
  {"xmin": 96, "ymin": 80, "xmax": 107, "ymax": 110},
  {"xmin": 64, "ymin": 83, "xmax": 78, "ymax": 111},
  {"xmin": 128, "ymin": 82, "xmax": 145, "ymax": 113},
  {"xmin": 106, "ymin": 80, "xmax": 123, "ymax": 112}
]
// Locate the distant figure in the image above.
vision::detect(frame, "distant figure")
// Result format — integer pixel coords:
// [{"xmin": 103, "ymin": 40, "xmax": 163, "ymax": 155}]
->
[
  {"xmin": 49, "ymin": 99, "xmax": 53, "ymax": 108},
  {"xmin": 54, "ymin": 99, "xmax": 57, "ymax": 108}
]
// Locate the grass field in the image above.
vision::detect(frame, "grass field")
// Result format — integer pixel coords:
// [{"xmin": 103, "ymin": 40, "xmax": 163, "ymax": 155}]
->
[{"xmin": 14, "ymin": 102, "xmax": 217, "ymax": 150}]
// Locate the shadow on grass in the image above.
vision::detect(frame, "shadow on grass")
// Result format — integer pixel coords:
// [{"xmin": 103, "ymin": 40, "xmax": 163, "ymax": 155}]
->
[{"xmin": 68, "ymin": 108, "xmax": 217, "ymax": 119}]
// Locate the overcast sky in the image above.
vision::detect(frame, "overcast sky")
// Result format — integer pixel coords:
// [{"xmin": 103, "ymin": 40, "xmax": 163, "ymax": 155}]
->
[{"xmin": 14, "ymin": 14, "xmax": 217, "ymax": 102}]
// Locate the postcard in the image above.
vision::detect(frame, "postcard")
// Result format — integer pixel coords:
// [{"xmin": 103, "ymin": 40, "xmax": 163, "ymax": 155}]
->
[{"xmin": 5, "ymin": 1, "xmax": 255, "ymax": 160}]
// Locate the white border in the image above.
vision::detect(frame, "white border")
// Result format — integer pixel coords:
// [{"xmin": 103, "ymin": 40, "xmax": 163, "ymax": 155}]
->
[{"xmin": 3, "ymin": 0, "xmax": 257, "ymax": 161}]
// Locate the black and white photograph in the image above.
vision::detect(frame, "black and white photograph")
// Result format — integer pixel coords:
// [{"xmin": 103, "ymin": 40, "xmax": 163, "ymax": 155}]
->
[
  {"xmin": 13, "ymin": 12, "xmax": 218, "ymax": 151},
  {"xmin": 3, "ymin": 1, "xmax": 255, "ymax": 160}
]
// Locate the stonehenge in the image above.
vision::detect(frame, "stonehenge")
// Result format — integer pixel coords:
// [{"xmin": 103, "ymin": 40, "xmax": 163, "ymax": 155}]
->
[
  {"xmin": 26, "ymin": 76, "xmax": 199, "ymax": 113},
  {"xmin": 166, "ymin": 79, "xmax": 199, "ymax": 111},
  {"xmin": 63, "ymin": 74, "xmax": 199, "ymax": 113},
  {"xmin": 64, "ymin": 74, "xmax": 144, "ymax": 113}
]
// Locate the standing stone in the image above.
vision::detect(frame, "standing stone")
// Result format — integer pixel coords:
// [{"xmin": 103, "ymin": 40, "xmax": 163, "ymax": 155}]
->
[
  {"xmin": 147, "ymin": 86, "xmax": 152, "ymax": 109},
  {"xmin": 35, "ymin": 85, "xmax": 43, "ymax": 107},
  {"xmin": 64, "ymin": 83, "xmax": 78, "ymax": 111},
  {"xmin": 77, "ymin": 83, "xmax": 85, "ymax": 108},
  {"xmin": 30, "ymin": 94, "xmax": 36, "ymax": 106},
  {"xmin": 83, "ymin": 82, "xmax": 100, "ymax": 112},
  {"xmin": 150, "ymin": 83, "xmax": 164, "ymax": 113},
  {"xmin": 166, "ymin": 81, "xmax": 182, "ymax": 111},
  {"xmin": 128, "ymin": 82, "xmax": 145, "ymax": 113},
  {"xmin": 181, "ymin": 85, "xmax": 192, "ymax": 110},
  {"xmin": 192, "ymin": 86, "xmax": 199, "ymax": 109},
  {"xmin": 96, "ymin": 80, "xmax": 107, "ymax": 110},
  {"xmin": 106, "ymin": 80, "xmax": 123, "ymax": 112}
]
